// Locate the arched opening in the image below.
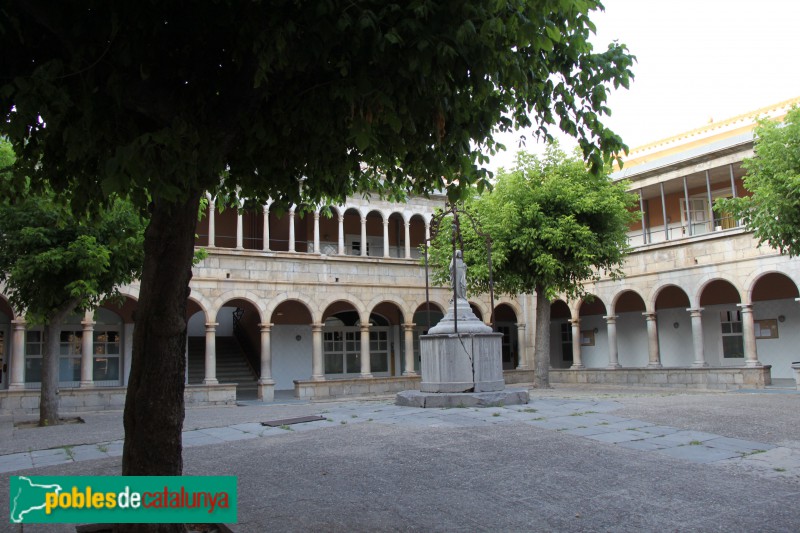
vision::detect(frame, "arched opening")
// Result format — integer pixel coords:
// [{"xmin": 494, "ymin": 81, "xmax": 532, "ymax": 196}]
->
[
  {"xmin": 494, "ymin": 304, "xmax": 518, "ymax": 369},
  {"xmin": 242, "ymin": 208, "xmax": 263, "ymax": 250},
  {"xmin": 655, "ymin": 285, "xmax": 693, "ymax": 367},
  {"xmin": 550, "ymin": 300, "xmax": 572, "ymax": 369},
  {"xmin": 408, "ymin": 214, "xmax": 426, "ymax": 259},
  {"xmin": 412, "ymin": 302, "xmax": 445, "ymax": 374},
  {"xmin": 214, "ymin": 206, "xmax": 238, "ymax": 249},
  {"xmin": 371, "ymin": 302, "xmax": 405, "ymax": 375},
  {"xmin": 365, "ymin": 210, "xmax": 384, "ymax": 257},
  {"xmin": 578, "ymin": 295, "xmax": 607, "ymax": 368},
  {"xmin": 318, "ymin": 207, "xmax": 340, "ymax": 255},
  {"xmin": 271, "ymin": 300, "xmax": 313, "ymax": 391},
  {"xmin": 751, "ymin": 272, "xmax": 800, "ymax": 379},
  {"xmin": 699, "ymin": 279, "xmax": 743, "ymax": 366},
  {"xmin": 387, "ymin": 212, "xmax": 405, "ymax": 258},
  {"xmin": 96, "ymin": 295, "xmax": 138, "ymax": 386},
  {"xmin": 342, "ymin": 208, "xmax": 362, "ymax": 256},
  {"xmin": 613, "ymin": 290, "xmax": 647, "ymax": 367},
  {"xmin": 322, "ymin": 301, "xmax": 363, "ymax": 376}
]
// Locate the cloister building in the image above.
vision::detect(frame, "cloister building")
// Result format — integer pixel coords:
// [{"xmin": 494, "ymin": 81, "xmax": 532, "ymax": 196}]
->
[{"xmin": 1, "ymin": 97, "xmax": 798, "ymax": 411}]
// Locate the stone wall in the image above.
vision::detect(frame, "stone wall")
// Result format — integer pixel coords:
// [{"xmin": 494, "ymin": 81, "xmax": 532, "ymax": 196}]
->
[
  {"xmin": 550, "ymin": 366, "xmax": 771, "ymax": 390},
  {"xmin": 0, "ymin": 384, "xmax": 237, "ymax": 415},
  {"xmin": 294, "ymin": 376, "xmax": 422, "ymax": 400}
]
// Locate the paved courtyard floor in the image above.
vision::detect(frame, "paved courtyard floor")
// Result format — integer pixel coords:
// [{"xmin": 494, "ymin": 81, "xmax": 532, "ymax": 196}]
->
[{"xmin": 1, "ymin": 384, "xmax": 799, "ymax": 532}]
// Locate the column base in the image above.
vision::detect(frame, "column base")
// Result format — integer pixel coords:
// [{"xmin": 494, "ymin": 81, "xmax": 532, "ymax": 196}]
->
[
  {"xmin": 202, "ymin": 378, "xmax": 219, "ymax": 385},
  {"xmin": 257, "ymin": 382, "xmax": 275, "ymax": 402},
  {"xmin": 8, "ymin": 383, "xmax": 25, "ymax": 391},
  {"xmin": 311, "ymin": 374, "xmax": 326, "ymax": 381},
  {"xmin": 360, "ymin": 373, "xmax": 373, "ymax": 379},
  {"xmin": 647, "ymin": 363, "xmax": 663, "ymax": 369},
  {"xmin": 691, "ymin": 361, "xmax": 709, "ymax": 368},
  {"xmin": 402, "ymin": 370, "xmax": 418, "ymax": 377},
  {"xmin": 606, "ymin": 363, "xmax": 622, "ymax": 369},
  {"xmin": 79, "ymin": 381, "xmax": 95, "ymax": 388},
  {"xmin": 515, "ymin": 365, "xmax": 529, "ymax": 371},
  {"xmin": 745, "ymin": 361, "xmax": 763, "ymax": 368},
  {"xmin": 570, "ymin": 364, "xmax": 585, "ymax": 370}
]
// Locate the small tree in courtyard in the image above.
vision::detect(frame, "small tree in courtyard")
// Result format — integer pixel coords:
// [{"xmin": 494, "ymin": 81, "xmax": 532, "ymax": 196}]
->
[
  {"xmin": 1, "ymin": 2, "xmax": 634, "ymax": 499},
  {"xmin": 716, "ymin": 106, "xmax": 800, "ymax": 257},
  {"xmin": 0, "ymin": 141, "xmax": 146, "ymax": 425},
  {"xmin": 429, "ymin": 145, "xmax": 638, "ymax": 387}
]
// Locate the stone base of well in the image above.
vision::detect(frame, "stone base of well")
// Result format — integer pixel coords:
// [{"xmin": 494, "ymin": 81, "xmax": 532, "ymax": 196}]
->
[
  {"xmin": 419, "ymin": 332, "xmax": 504, "ymax": 393},
  {"xmin": 396, "ymin": 389, "xmax": 529, "ymax": 408}
]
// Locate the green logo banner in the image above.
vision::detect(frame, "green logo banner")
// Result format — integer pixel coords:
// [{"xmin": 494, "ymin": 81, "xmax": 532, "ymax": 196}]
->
[{"xmin": 9, "ymin": 476, "xmax": 237, "ymax": 524}]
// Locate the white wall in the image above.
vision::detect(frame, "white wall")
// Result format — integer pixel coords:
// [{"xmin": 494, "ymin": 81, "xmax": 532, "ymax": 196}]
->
[
  {"xmin": 753, "ymin": 298, "xmax": 800, "ymax": 379},
  {"xmin": 657, "ymin": 308, "xmax": 694, "ymax": 367},
  {"xmin": 616, "ymin": 312, "xmax": 649, "ymax": 367},
  {"xmin": 272, "ymin": 325, "xmax": 313, "ymax": 390},
  {"xmin": 579, "ymin": 314, "xmax": 607, "ymax": 368}
]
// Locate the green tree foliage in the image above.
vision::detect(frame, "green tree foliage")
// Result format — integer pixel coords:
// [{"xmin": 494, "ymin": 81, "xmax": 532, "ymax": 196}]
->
[
  {"xmin": 429, "ymin": 145, "xmax": 638, "ymax": 386},
  {"xmin": 716, "ymin": 107, "xmax": 800, "ymax": 257},
  {"xmin": 0, "ymin": 1, "xmax": 634, "ymax": 485},
  {"xmin": 0, "ymin": 141, "xmax": 146, "ymax": 425}
]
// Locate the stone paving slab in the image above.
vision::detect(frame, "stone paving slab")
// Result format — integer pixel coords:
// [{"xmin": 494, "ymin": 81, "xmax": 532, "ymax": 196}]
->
[{"xmin": 657, "ymin": 445, "xmax": 743, "ymax": 464}]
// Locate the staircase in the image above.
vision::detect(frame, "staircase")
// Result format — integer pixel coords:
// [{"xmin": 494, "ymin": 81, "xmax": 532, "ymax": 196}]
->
[{"xmin": 188, "ymin": 337, "xmax": 259, "ymax": 399}]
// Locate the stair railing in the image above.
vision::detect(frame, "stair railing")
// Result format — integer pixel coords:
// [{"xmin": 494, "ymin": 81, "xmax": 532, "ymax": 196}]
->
[{"xmin": 232, "ymin": 307, "xmax": 261, "ymax": 379}]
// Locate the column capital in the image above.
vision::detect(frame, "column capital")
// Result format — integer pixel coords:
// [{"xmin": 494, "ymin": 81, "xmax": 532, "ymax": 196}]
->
[
  {"xmin": 402, "ymin": 322, "xmax": 416, "ymax": 331},
  {"xmin": 569, "ymin": 318, "xmax": 580, "ymax": 326},
  {"xmin": 338, "ymin": 214, "xmax": 344, "ymax": 222},
  {"xmin": 642, "ymin": 312, "xmax": 657, "ymax": 321},
  {"xmin": 602, "ymin": 315, "xmax": 618, "ymax": 323},
  {"xmin": 311, "ymin": 323, "xmax": 324, "ymax": 332},
  {"xmin": 81, "ymin": 319, "xmax": 96, "ymax": 328},
  {"xmin": 737, "ymin": 303, "xmax": 753, "ymax": 312},
  {"xmin": 382, "ymin": 219, "xmax": 389, "ymax": 226},
  {"xmin": 205, "ymin": 322, "xmax": 219, "ymax": 330},
  {"xmin": 360, "ymin": 216, "xmax": 367, "ymax": 223},
  {"xmin": 258, "ymin": 322, "xmax": 274, "ymax": 332},
  {"xmin": 514, "ymin": 322, "xmax": 526, "ymax": 329},
  {"xmin": 687, "ymin": 308, "xmax": 704, "ymax": 317},
  {"xmin": 313, "ymin": 211, "xmax": 320, "ymax": 220},
  {"xmin": 11, "ymin": 319, "xmax": 26, "ymax": 329},
  {"xmin": 360, "ymin": 323, "xmax": 370, "ymax": 332}
]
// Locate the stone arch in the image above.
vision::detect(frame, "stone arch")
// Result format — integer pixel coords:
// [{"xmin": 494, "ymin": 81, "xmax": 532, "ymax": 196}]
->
[
  {"xmin": 550, "ymin": 300, "xmax": 572, "ymax": 369},
  {"xmin": 494, "ymin": 303, "xmax": 519, "ymax": 369},
  {"xmin": 265, "ymin": 291, "xmax": 321, "ymax": 324},
  {"xmin": 211, "ymin": 290, "xmax": 267, "ymax": 322},
  {"xmin": 698, "ymin": 278, "xmax": 742, "ymax": 307},
  {"xmin": 270, "ymin": 299, "xmax": 314, "ymax": 325},
  {"xmin": 653, "ymin": 284, "xmax": 691, "ymax": 311},
  {"xmin": 747, "ymin": 270, "xmax": 800, "ymax": 302},
  {"xmin": 469, "ymin": 300, "xmax": 489, "ymax": 323},
  {"xmin": 611, "ymin": 289, "xmax": 646, "ymax": 315},
  {"xmin": 320, "ymin": 294, "xmax": 368, "ymax": 321}
]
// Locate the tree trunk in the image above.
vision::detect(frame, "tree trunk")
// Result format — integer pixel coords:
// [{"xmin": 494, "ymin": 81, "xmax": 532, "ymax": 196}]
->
[
  {"xmin": 119, "ymin": 192, "xmax": 200, "ymax": 533},
  {"xmin": 533, "ymin": 285, "xmax": 551, "ymax": 389},
  {"xmin": 39, "ymin": 303, "xmax": 78, "ymax": 426}
]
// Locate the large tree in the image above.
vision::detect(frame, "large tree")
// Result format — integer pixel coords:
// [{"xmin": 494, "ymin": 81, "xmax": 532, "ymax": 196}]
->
[
  {"xmin": 430, "ymin": 146, "xmax": 638, "ymax": 387},
  {"xmin": 716, "ymin": 106, "xmax": 800, "ymax": 257},
  {"xmin": 0, "ymin": 0, "xmax": 634, "ymax": 492},
  {"xmin": 0, "ymin": 140, "xmax": 146, "ymax": 425}
]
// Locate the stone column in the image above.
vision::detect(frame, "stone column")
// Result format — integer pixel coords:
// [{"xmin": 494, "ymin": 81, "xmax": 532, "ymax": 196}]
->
[
  {"xmin": 383, "ymin": 219, "xmax": 390, "ymax": 258},
  {"xmin": 80, "ymin": 316, "xmax": 95, "ymax": 387},
  {"xmin": 403, "ymin": 221, "xmax": 410, "ymax": 259},
  {"xmin": 360, "ymin": 216, "xmax": 367, "ymax": 256},
  {"xmin": 207, "ymin": 195, "xmax": 216, "ymax": 248},
  {"xmin": 425, "ymin": 221, "xmax": 431, "ymax": 246},
  {"xmin": 402, "ymin": 323, "xmax": 416, "ymax": 376},
  {"xmin": 288, "ymin": 207, "xmax": 296, "ymax": 252},
  {"xmin": 9, "ymin": 319, "xmax": 26, "ymax": 390},
  {"xmin": 311, "ymin": 323, "xmax": 325, "ymax": 380},
  {"xmin": 688, "ymin": 308, "xmax": 708, "ymax": 367},
  {"xmin": 203, "ymin": 322, "xmax": 219, "ymax": 384},
  {"xmin": 738, "ymin": 303, "xmax": 761, "ymax": 367},
  {"xmin": 262, "ymin": 205, "xmax": 270, "ymax": 251},
  {"xmin": 258, "ymin": 323, "xmax": 275, "ymax": 401},
  {"xmin": 235, "ymin": 211, "xmax": 244, "ymax": 249},
  {"xmin": 337, "ymin": 214, "xmax": 345, "ymax": 255},
  {"xmin": 570, "ymin": 319, "xmax": 584, "ymax": 369},
  {"xmin": 604, "ymin": 315, "xmax": 621, "ymax": 368},
  {"xmin": 360, "ymin": 324, "xmax": 372, "ymax": 377},
  {"xmin": 643, "ymin": 312, "xmax": 662, "ymax": 368},
  {"xmin": 313, "ymin": 211, "xmax": 321, "ymax": 254},
  {"xmin": 515, "ymin": 323, "xmax": 528, "ymax": 370}
]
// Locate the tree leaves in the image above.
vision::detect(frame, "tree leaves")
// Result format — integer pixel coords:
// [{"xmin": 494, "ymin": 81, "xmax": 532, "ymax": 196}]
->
[{"xmin": 716, "ymin": 107, "xmax": 800, "ymax": 257}]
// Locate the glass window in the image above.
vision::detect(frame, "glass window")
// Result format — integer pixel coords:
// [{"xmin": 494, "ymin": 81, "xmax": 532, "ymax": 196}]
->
[{"xmin": 720, "ymin": 310, "xmax": 744, "ymax": 358}]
